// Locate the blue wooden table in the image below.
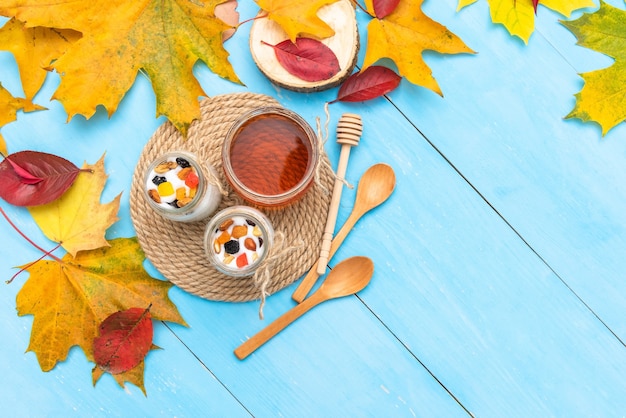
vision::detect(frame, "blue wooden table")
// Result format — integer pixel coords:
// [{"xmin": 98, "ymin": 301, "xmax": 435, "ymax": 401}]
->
[{"xmin": 2, "ymin": 1, "xmax": 626, "ymax": 416}]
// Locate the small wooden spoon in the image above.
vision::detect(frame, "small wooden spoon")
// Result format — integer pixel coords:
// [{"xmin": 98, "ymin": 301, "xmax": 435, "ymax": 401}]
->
[
  {"xmin": 234, "ymin": 256, "xmax": 374, "ymax": 360},
  {"xmin": 292, "ymin": 163, "xmax": 395, "ymax": 303}
]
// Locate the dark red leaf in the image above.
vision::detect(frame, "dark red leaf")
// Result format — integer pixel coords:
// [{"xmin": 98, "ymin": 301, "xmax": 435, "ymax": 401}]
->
[
  {"xmin": 93, "ymin": 306, "xmax": 153, "ymax": 375},
  {"xmin": 262, "ymin": 38, "xmax": 340, "ymax": 82},
  {"xmin": 5, "ymin": 158, "xmax": 44, "ymax": 184},
  {"xmin": 331, "ymin": 66, "xmax": 401, "ymax": 104},
  {"xmin": 515, "ymin": 0, "xmax": 540, "ymax": 13},
  {"xmin": 373, "ymin": 0, "xmax": 401, "ymax": 19},
  {"xmin": 0, "ymin": 150, "xmax": 84, "ymax": 206}
]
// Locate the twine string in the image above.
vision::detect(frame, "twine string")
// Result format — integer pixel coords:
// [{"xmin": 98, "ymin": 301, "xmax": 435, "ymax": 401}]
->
[
  {"xmin": 253, "ymin": 230, "xmax": 304, "ymax": 319},
  {"xmin": 315, "ymin": 103, "xmax": 354, "ymax": 191},
  {"xmin": 315, "ymin": 103, "xmax": 333, "ymax": 196},
  {"xmin": 205, "ymin": 164, "xmax": 229, "ymax": 196}
]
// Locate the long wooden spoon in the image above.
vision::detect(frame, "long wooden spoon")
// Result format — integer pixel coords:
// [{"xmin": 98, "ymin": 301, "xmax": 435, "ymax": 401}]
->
[
  {"xmin": 234, "ymin": 256, "xmax": 374, "ymax": 360},
  {"xmin": 291, "ymin": 163, "xmax": 395, "ymax": 303}
]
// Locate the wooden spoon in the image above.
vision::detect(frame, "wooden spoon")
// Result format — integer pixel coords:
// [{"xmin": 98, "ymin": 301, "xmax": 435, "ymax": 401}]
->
[
  {"xmin": 234, "ymin": 256, "xmax": 374, "ymax": 360},
  {"xmin": 291, "ymin": 163, "xmax": 395, "ymax": 303}
]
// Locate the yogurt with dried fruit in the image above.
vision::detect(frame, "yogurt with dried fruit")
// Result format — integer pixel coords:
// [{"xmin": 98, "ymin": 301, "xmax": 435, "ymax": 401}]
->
[
  {"xmin": 144, "ymin": 151, "xmax": 221, "ymax": 222},
  {"xmin": 204, "ymin": 206, "xmax": 274, "ymax": 277}
]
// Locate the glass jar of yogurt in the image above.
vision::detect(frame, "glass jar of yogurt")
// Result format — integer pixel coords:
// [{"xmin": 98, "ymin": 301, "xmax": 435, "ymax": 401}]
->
[
  {"xmin": 143, "ymin": 151, "xmax": 221, "ymax": 222},
  {"xmin": 204, "ymin": 206, "xmax": 274, "ymax": 277}
]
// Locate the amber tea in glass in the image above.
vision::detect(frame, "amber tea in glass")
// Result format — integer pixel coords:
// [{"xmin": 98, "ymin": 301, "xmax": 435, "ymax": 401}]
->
[{"xmin": 222, "ymin": 107, "xmax": 319, "ymax": 208}]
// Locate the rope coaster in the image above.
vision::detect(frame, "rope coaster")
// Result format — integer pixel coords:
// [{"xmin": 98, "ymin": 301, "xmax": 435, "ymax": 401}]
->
[{"xmin": 130, "ymin": 93, "xmax": 334, "ymax": 302}]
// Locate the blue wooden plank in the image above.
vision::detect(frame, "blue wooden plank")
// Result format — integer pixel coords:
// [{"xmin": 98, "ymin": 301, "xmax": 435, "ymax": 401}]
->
[
  {"xmin": 534, "ymin": 0, "xmax": 615, "ymax": 74},
  {"xmin": 318, "ymin": 1, "xmax": 626, "ymax": 415},
  {"xmin": 338, "ymin": 116, "xmax": 626, "ymax": 416},
  {"xmin": 164, "ymin": 285, "xmax": 468, "ymax": 417},
  {"xmin": 414, "ymin": 0, "xmax": 626, "ymax": 340},
  {"xmin": 2, "ymin": 2, "xmax": 626, "ymax": 417},
  {"xmin": 329, "ymin": 113, "xmax": 626, "ymax": 416},
  {"xmin": 0, "ymin": 53, "xmax": 21, "ymax": 98}
]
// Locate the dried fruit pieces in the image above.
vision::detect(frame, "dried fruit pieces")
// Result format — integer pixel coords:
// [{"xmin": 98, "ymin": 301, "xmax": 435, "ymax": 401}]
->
[
  {"xmin": 148, "ymin": 189, "xmax": 161, "ymax": 203},
  {"xmin": 244, "ymin": 237, "xmax": 256, "ymax": 251},
  {"xmin": 236, "ymin": 253, "xmax": 248, "ymax": 268},
  {"xmin": 155, "ymin": 161, "xmax": 178, "ymax": 173},
  {"xmin": 144, "ymin": 152, "xmax": 222, "ymax": 222},
  {"xmin": 220, "ymin": 219, "xmax": 234, "ymax": 230},
  {"xmin": 224, "ymin": 240, "xmax": 240, "ymax": 254},
  {"xmin": 177, "ymin": 167, "xmax": 192, "ymax": 179},
  {"xmin": 185, "ymin": 171, "xmax": 199, "ymax": 188},
  {"xmin": 231, "ymin": 225, "xmax": 247, "ymax": 239},
  {"xmin": 158, "ymin": 181, "xmax": 174, "ymax": 197},
  {"xmin": 146, "ymin": 156, "xmax": 198, "ymax": 209},
  {"xmin": 209, "ymin": 215, "xmax": 266, "ymax": 272}
]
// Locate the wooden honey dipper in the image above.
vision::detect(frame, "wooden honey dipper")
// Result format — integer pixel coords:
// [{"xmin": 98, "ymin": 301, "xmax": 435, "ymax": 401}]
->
[{"xmin": 316, "ymin": 113, "xmax": 363, "ymax": 275}]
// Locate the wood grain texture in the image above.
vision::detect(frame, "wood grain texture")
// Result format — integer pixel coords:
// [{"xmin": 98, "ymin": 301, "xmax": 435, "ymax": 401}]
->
[
  {"xmin": 416, "ymin": 0, "xmax": 626, "ymax": 339},
  {"xmin": 249, "ymin": 0, "xmax": 359, "ymax": 92},
  {"xmin": 1, "ymin": 1, "xmax": 626, "ymax": 416}
]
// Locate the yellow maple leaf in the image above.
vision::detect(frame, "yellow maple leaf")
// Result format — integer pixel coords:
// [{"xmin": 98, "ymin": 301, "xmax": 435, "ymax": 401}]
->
[
  {"xmin": 28, "ymin": 154, "xmax": 120, "ymax": 257},
  {"xmin": 457, "ymin": 0, "xmax": 478, "ymax": 8},
  {"xmin": 541, "ymin": 0, "xmax": 595, "ymax": 17},
  {"xmin": 0, "ymin": 82, "xmax": 46, "ymax": 127},
  {"xmin": 489, "ymin": 0, "xmax": 535, "ymax": 42},
  {"xmin": 0, "ymin": 83, "xmax": 44, "ymax": 156},
  {"xmin": 562, "ymin": 1, "xmax": 626, "ymax": 136},
  {"xmin": 0, "ymin": 134, "xmax": 7, "ymax": 155},
  {"xmin": 363, "ymin": 0, "xmax": 474, "ymax": 95},
  {"xmin": 1, "ymin": 0, "xmax": 240, "ymax": 135},
  {"xmin": 17, "ymin": 237, "xmax": 186, "ymax": 372},
  {"xmin": 457, "ymin": 0, "xmax": 595, "ymax": 43},
  {"xmin": 256, "ymin": 0, "xmax": 339, "ymax": 41},
  {"xmin": 0, "ymin": 18, "xmax": 81, "ymax": 100}
]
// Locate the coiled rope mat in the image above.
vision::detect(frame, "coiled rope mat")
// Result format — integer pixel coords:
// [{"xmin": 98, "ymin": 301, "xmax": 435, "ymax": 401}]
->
[{"xmin": 130, "ymin": 93, "xmax": 333, "ymax": 302}]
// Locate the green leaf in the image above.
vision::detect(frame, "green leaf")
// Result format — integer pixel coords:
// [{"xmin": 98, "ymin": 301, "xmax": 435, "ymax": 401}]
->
[{"xmin": 561, "ymin": 1, "xmax": 626, "ymax": 135}]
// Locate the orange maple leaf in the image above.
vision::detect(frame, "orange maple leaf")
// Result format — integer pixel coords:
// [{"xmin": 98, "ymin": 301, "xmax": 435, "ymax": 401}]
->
[
  {"xmin": 0, "ymin": 82, "xmax": 46, "ymax": 127},
  {"xmin": 256, "ymin": 0, "xmax": 339, "ymax": 41},
  {"xmin": 0, "ymin": 18, "xmax": 81, "ymax": 100},
  {"xmin": 363, "ymin": 0, "xmax": 474, "ymax": 95},
  {"xmin": 0, "ymin": 0, "xmax": 240, "ymax": 135},
  {"xmin": 0, "ymin": 82, "xmax": 45, "ymax": 155},
  {"xmin": 92, "ymin": 356, "xmax": 150, "ymax": 395},
  {"xmin": 16, "ymin": 237, "xmax": 186, "ymax": 372}
]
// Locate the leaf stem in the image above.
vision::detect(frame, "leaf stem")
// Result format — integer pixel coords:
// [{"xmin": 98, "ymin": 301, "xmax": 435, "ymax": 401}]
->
[
  {"xmin": 350, "ymin": 0, "xmax": 371, "ymax": 16},
  {"xmin": 6, "ymin": 242, "xmax": 62, "ymax": 284},
  {"xmin": 237, "ymin": 12, "xmax": 268, "ymax": 28},
  {"xmin": 0, "ymin": 207, "xmax": 62, "ymax": 263}
]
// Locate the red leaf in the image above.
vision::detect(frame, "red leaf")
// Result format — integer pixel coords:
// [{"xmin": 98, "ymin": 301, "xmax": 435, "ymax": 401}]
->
[
  {"xmin": 331, "ymin": 66, "xmax": 401, "ymax": 104},
  {"xmin": 515, "ymin": 0, "xmax": 540, "ymax": 13},
  {"xmin": 373, "ymin": 0, "xmax": 400, "ymax": 18},
  {"xmin": 93, "ymin": 306, "xmax": 153, "ymax": 375},
  {"xmin": 262, "ymin": 38, "xmax": 340, "ymax": 82},
  {"xmin": 0, "ymin": 151, "xmax": 84, "ymax": 206},
  {"xmin": 5, "ymin": 158, "xmax": 44, "ymax": 184}
]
